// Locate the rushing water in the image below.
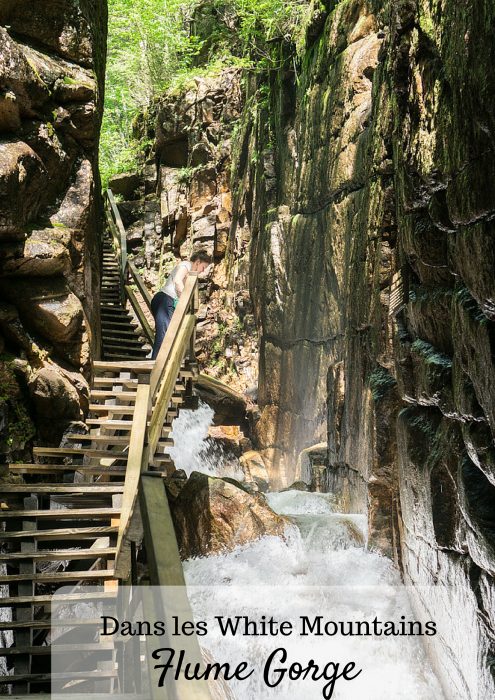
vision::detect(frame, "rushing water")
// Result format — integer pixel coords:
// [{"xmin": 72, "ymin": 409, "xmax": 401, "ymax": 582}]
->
[{"xmin": 172, "ymin": 406, "xmax": 445, "ymax": 699}]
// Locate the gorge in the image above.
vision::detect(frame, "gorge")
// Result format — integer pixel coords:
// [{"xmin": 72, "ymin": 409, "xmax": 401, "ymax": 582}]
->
[{"xmin": 0, "ymin": 0, "xmax": 494, "ymax": 698}]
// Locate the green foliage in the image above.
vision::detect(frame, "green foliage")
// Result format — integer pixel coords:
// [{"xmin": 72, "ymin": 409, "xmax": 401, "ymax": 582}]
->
[
  {"xmin": 101, "ymin": 0, "xmax": 203, "ymax": 184},
  {"xmin": 410, "ymin": 339, "xmax": 452, "ymax": 369},
  {"xmin": 368, "ymin": 366, "xmax": 397, "ymax": 402},
  {"xmin": 101, "ymin": 0, "xmax": 307, "ymax": 183}
]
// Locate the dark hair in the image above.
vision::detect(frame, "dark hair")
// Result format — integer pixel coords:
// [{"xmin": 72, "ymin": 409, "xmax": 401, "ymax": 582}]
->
[{"xmin": 190, "ymin": 250, "xmax": 212, "ymax": 264}]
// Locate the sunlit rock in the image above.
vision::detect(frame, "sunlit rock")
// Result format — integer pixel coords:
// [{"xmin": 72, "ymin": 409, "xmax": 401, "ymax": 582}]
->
[{"xmin": 167, "ymin": 471, "xmax": 289, "ymax": 558}]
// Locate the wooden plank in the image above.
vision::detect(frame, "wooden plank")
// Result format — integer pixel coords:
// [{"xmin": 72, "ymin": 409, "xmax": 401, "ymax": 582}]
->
[
  {"xmin": 89, "ymin": 405, "xmax": 135, "ymax": 415},
  {"xmin": 0, "ymin": 570, "xmax": 115, "ymax": 583},
  {"xmin": 91, "ymin": 390, "xmax": 137, "ymax": 400},
  {"xmin": 128, "ymin": 259, "xmax": 153, "ymax": 309},
  {"xmin": 107, "ymin": 188, "xmax": 128, "ymax": 274},
  {"xmin": 148, "ymin": 315, "xmax": 195, "ymax": 455},
  {"xmin": 7, "ymin": 464, "xmax": 127, "ymax": 475},
  {"xmin": 0, "ymin": 670, "xmax": 118, "ymax": 684},
  {"xmin": 114, "ymin": 378, "xmax": 151, "ymax": 579},
  {"xmin": 94, "ymin": 360, "xmax": 153, "ymax": 373},
  {"xmin": 0, "ymin": 620, "xmax": 102, "ymax": 630},
  {"xmin": 86, "ymin": 419, "xmax": 135, "ymax": 428},
  {"xmin": 0, "ymin": 526, "xmax": 119, "ymax": 541},
  {"xmin": 33, "ymin": 446, "xmax": 129, "ymax": 457},
  {"xmin": 0, "ymin": 591, "xmax": 116, "ymax": 607},
  {"xmin": 0, "ymin": 548, "xmax": 116, "ymax": 561},
  {"xmin": 139, "ymin": 476, "xmax": 184, "ymax": 586},
  {"xmin": 0, "ymin": 643, "xmax": 115, "ymax": 656},
  {"xmin": 93, "ymin": 377, "xmax": 138, "ymax": 386},
  {"xmin": 65, "ymin": 434, "xmax": 131, "ymax": 445},
  {"xmin": 125, "ymin": 284, "xmax": 154, "ymax": 343},
  {"xmin": 140, "ymin": 476, "xmax": 212, "ymax": 700},
  {"xmin": 0, "ymin": 508, "xmax": 120, "ymax": 518},
  {"xmin": 1, "ymin": 484, "xmax": 124, "ymax": 494}
]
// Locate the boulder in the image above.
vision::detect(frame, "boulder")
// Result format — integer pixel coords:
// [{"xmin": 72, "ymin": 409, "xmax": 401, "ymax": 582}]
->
[
  {"xmin": 239, "ymin": 450, "xmax": 270, "ymax": 492},
  {"xmin": 0, "ymin": 140, "xmax": 47, "ymax": 237},
  {"xmin": 195, "ymin": 373, "xmax": 248, "ymax": 427},
  {"xmin": 284, "ymin": 481, "xmax": 310, "ymax": 492},
  {"xmin": 207, "ymin": 425, "xmax": 250, "ymax": 456},
  {"xmin": 295, "ymin": 442, "xmax": 327, "ymax": 488},
  {"xmin": 29, "ymin": 366, "xmax": 82, "ymax": 443},
  {"xmin": 166, "ymin": 471, "xmax": 289, "ymax": 558},
  {"xmin": 109, "ymin": 172, "xmax": 141, "ymax": 199},
  {"xmin": 0, "ymin": 1, "xmax": 94, "ymax": 66},
  {"xmin": 0, "ymin": 228, "xmax": 71, "ymax": 277}
]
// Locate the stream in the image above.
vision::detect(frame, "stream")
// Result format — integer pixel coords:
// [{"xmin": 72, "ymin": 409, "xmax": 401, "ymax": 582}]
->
[{"xmin": 174, "ymin": 404, "xmax": 445, "ymax": 699}]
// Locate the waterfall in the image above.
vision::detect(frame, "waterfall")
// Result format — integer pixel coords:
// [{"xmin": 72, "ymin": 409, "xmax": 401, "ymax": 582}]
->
[
  {"xmin": 169, "ymin": 401, "xmax": 244, "ymax": 480},
  {"xmin": 170, "ymin": 406, "xmax": 445, "ymax": 699}
]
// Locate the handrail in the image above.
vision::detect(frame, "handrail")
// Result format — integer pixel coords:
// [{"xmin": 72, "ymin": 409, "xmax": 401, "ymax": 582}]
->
[
  {"xmin": 106, "ymin": 189, "xmax": 127, "ymax": 278},
  {"xmin": 114, "ymin": 275, "xmax": 198, "ymax": 579},
  {"xmin": 104, "ymin": 189, "xmax": 154, "ymax": 339},
  {"xmin": 104, "ymin": 188, "xmax": 200, "ymax": 579}
]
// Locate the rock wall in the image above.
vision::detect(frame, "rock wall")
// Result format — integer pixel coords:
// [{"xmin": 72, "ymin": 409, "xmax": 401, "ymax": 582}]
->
[
  {"xmin": 120, "ymin": 70, "xmax": 259, "ymax": 395},
  {"xmin": 0, "ymin": 1, "xmax": 106, "ymax": 449},
  {"xmin": 224, "ymin": 0, "xmax": 495, "ymax": 695}
]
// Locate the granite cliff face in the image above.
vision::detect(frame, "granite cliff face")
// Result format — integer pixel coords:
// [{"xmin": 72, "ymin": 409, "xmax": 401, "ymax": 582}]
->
[
  {"xmin": 117, "ymin": 69, "xmax": 259, "ymax": 396},
  {"xmin": 223, "ymin": 0, "xmax": 495, "ymax": 694},
  {"xmin": 0, "ymin": 1, "xmax": 106, "ymax": 450}
]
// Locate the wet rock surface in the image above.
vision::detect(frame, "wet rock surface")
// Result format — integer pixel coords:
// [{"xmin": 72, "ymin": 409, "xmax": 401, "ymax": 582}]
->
[
  {"xmin": 215, "ymin": 0, "xmax": 495, "ymax": 693},
  {"xmin": 0, "ymin": 1, "xmax": 106, "ymax": 449},
  {"xmin": 165, "ymin": 471, "xmax": 289, "ymax": 558}
]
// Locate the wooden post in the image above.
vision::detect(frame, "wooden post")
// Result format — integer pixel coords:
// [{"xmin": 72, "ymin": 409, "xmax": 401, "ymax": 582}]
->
[{"xmin": 139, "ymin": 477, "xmax": 211, "ymax": 700}]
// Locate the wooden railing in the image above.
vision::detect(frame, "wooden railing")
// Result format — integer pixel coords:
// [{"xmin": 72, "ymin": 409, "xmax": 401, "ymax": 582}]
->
[
  {"xmin": 105, "ymin": 189, "xmax": 154, "ymax": 341},
  {"xmin": 106, "ymin": 190, "xmax": 199, "ymax": 585},
  {"xmin": 114, "ymin": 274, "xmax": 198, "ymax": 579}
]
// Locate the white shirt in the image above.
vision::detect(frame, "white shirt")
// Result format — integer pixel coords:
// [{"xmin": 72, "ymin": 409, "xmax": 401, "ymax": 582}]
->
[{"xmin": 161, "ymin": 261, "xmax": 191, "ymax": 300}]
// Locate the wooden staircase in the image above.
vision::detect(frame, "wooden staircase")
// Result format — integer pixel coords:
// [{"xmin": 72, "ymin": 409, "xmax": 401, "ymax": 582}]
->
[
  {"xmin": 0, "ymin": 190, "xmax": 208, "ymax": 698},
  {"xmin": 101, "ymin": 232, "xmax": 150, "ymax": 362}
]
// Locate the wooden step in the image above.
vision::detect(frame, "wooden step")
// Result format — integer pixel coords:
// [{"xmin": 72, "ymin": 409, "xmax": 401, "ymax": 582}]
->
[
  {"xmin": 94, "ymin": 360, "xmax": 153, "ymax": 372},
  {"xmin": 0, "ymin": 670, "xmax": 118, "ymax": 684},
  {"xmin": 153, "ymin": 455, "xmax": 174, "ymax": 465},
  {"xmin": 0, "ymin": 590, "xmax": 117, "ymax": 607},
  {"xmin": 102, "ymin": 352, "xmax": 150, "ymax": 361},
  {"xmin": 0, "ymin": 570, "xmax": 115, "ymax": 584},
  {"xmin": 65, "ymin": 434, "xmax": 131, "ymax": 445},
  {"xmin": 33, "ymin": 447, "xmax": 128, "ymax": 460},
  {"xmin": 102, "ymin": 342, "xmax": 145, "ymax": 352},
  {"xmin": 101, "ymin": 306, "xmax": 132, "ymax": 313},
  {"xmin": 90, "ymin": 390, "xmax": 137, "ymax": 400},
  {"xmin": 7, "ymin": 464, "xmax": 127, "ymax": 475},
  {"xmin": 93, "ymin": 377, "xmax": 138, "ymax": 387},
  {"xmin": 1, "ymin": 484, "xmax": 124, "ymax": 494},
  {"xmin": 0, "ymin": 642, "xmax": 115, "ymax": 657},
  {"xmin": 89, "ymin": 405, "xmax": 135, "ymax": 415},
  {"xmin": 102, "ymin": 328, "xmax": 143, "ymax": 338},
  {"xmin": 101, "ymin": 345, "xmax": 148, "ymax": 355},
  {"xmin": 85, "ymin": 420, "xmax": 172, "ymax": 437},
  {"xmin": 0, "ymin": 548, "xmax": 116, "ymax": 562},
  {"xmin": 0, "ymin": 508, "xmax": 121, "ymax": 519},
  {"xmin": 0, "ymin": 525, "xmax": 119, "ymax": 541},
  {"xmin": 85, "ymin": 419, "xmax": 135, "ymax": 429},
  {"xmin": 0, "ymin": 619, "xmax": 105, "ymax": 630}
]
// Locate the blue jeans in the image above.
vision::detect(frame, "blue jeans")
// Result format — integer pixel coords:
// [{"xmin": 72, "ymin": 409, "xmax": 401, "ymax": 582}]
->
[{"xmin": 151, "ymin": 292, "xmax": 175, "ymax": 360}]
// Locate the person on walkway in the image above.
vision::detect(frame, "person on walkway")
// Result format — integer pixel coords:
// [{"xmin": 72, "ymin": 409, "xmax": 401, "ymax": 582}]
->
[{"xmin": 150, "ymin": 250, "xmax": 211, "ymax": 360}]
